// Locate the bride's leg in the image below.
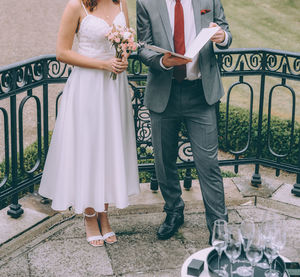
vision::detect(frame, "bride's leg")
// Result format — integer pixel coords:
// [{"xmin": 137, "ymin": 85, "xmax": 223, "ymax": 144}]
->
[
  {"xmin": 98, "ymin": 204, "xmax": 117, "ymax": 244},
  {"xmin": 84, "ymin": 207, "xmax": 104, "ymax": 246}
]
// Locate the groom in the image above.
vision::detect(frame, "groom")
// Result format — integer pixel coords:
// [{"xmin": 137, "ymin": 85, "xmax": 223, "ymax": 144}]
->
[{"xmin": 137, "ymin": 0, "xmax": 232, "ymax": 242}]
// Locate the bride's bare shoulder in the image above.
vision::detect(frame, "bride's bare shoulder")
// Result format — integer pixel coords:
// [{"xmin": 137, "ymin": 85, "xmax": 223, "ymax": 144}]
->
[{"xmin": 65, "ymin": 0, "xmax": 82, "ymax": 13}]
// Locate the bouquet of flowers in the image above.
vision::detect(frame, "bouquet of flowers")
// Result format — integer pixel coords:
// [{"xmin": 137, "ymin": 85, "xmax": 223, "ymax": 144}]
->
[{"xmin": 106, "ymin": 25, "xmax": 138, "ymax": 80}]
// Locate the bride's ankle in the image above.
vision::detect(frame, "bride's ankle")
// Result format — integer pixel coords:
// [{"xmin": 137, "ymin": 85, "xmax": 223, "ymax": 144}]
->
[{"xmin": 84, "ymin": 207, "xmax": 96, "ymax": 216}]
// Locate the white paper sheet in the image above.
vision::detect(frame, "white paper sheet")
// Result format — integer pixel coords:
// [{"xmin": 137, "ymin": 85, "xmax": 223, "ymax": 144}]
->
[
  {"xmin": 144, "ymin": 27, "xmax": 219, "ymax": 60},
  {"xmin": 185, "ymin": 27, "xmax": 219, "ymax": 58}
]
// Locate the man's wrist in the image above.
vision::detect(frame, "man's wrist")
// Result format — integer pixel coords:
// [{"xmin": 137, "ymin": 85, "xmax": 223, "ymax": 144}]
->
[
  {"xmin": 217, "ymin": 31, "xmax": 228, "ymax": 46},
  {"xmin": 160, "ymin": 56, "xmax": 173, "ymax": 70}
]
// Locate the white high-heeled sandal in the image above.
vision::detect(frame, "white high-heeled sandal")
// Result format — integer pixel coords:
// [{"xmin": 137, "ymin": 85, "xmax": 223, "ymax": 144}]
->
[
  {"xmin": 99, "ymin": 210, "xmax": 117, "ymax": 244},
  {"xmin": 83, "ymin": 212, "xmax": 104, "ymax": 247}
]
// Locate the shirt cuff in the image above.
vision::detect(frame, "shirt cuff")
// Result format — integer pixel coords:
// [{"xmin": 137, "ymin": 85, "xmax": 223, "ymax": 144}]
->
[
  {"xmin": 217, "ymin": 31, "xmax": 228, "ymax": 47},
  {"xmin": 160, "ymin": 57, "xmax": 173, "ymax": 70}
]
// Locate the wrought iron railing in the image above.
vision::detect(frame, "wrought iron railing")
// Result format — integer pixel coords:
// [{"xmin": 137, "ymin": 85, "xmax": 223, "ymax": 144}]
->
[{"xmin": 0, "ymin": 49, "xmax": 300, "ymax": 218}]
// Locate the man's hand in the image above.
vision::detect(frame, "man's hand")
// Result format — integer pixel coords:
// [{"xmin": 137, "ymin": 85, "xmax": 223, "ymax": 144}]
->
[
  {"xmin": 162, "ymin": 53, "xmax": 192, "ymax": 68},
  {"xmin": 209, "ymin": 22, "xmax": 225, "ymax": 44}
]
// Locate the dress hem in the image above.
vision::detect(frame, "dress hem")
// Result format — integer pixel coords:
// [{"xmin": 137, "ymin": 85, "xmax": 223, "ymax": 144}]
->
[{"xmin": 38, "ymin": 190, "xmax": 140, "ymax": 215}]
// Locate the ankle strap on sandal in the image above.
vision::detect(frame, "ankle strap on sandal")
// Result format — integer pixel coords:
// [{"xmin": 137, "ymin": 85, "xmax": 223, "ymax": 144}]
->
[{"xmin": 83, "ymin": 212, "xmax": 97, "ymax": 217}]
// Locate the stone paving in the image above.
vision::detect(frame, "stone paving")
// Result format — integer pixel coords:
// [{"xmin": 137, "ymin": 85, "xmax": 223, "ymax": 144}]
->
[{"xmin": 0, "ymin": 178, "xmax": 300, "ymax": 277}]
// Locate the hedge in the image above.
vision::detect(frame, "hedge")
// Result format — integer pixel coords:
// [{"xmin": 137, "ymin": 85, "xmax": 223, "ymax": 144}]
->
[{"xmin": 217, "ymin": 103, "xmax": 300, "ymax": 166}]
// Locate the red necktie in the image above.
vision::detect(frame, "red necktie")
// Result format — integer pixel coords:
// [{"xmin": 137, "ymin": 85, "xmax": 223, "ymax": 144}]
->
[{"xmin": 173, "ymin": 0, "xmax": 186, "ymax": 82}]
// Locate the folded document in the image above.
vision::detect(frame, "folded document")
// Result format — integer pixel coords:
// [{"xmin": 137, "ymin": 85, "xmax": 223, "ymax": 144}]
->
[{"xmin": 144, "ymin": 27, "xmax": 219, "ymax": 60}]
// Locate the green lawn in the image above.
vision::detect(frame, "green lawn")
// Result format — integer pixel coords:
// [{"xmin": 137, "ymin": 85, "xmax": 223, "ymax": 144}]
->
[
  {"xmin": 127, "ymin": 0, "xmax": 300, "ymax": 121},
  {"xmin": 127, "ymin": 0, "xmax": 300, "ymax": 52},
  {"xmin": 222, "ymin": 0, "xmax": 300, "ymax": 52}
]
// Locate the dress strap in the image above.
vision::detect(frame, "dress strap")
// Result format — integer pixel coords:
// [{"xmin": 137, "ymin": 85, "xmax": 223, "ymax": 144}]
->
[
  {"xmin": 120, "ymin": 0, "xmax": 123, "ymax": 12},
  {"xmin": 81, "ymin": 1, "xmax": 89, "ymax": 15}
]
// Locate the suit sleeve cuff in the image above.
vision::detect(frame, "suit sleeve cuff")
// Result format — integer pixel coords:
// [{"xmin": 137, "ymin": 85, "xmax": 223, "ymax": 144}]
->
[
  {"xmin": 217, "ymin": 31, "xmax": 229, "ymax": 47},
  {"xmin": 160, "ymin": 57, "xmax": 173, "ymax": 70}
]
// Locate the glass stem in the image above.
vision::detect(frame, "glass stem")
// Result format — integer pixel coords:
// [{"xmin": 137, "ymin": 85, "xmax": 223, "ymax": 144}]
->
[
  {"xmin": 218, "ymin": 253, "xmax": 221, "ymax": 271},
  {"xmin": 230, "ymin": 260, "xmax": 233, "ymax": 277},
  {"xmin": 273, "ymin": 258, "xmax": 277, "ymax": 271},
  {"xmin": 270, "ymin": 258, "xmax": 274, "ymax": 271}
]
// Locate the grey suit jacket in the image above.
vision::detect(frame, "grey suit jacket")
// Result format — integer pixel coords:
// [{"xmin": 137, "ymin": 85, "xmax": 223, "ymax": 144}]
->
[{"xmin": 137, "ymin": 0, "xmax": 232, "ymax": 113}]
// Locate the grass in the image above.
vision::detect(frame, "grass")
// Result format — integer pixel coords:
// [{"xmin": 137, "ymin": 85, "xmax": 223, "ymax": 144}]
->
[
  {"xmin": 127, "ymin": 0, "xmax": 300, "ymax": 121},
  {"xmin": 222, "ymin": 0, "xmax": 300, "ymax": 52},
  {"xmin": 127, "ymin": 0, "xmax": 300, "ymax": 52}
]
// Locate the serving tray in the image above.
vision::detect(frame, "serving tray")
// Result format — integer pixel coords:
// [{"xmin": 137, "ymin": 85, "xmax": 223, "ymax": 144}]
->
[{"xmin": 207, "ymin": 249, "xmax": 286, "ymax": 277}]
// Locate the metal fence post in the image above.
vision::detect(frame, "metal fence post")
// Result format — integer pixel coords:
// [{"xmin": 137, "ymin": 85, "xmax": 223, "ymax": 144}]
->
[
  {"xmin": 251, "ymin": 51, "xmax": 266, "ymax": 187},
  {"xmin": 7, "ymin": 94, "xmax": 24, "ymax": 218}
]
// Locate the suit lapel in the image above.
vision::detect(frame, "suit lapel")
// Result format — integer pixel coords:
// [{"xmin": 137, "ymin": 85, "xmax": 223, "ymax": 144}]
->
[
  {"xmin": 192, "ymin": 0, "xmax": 202, "ymax": 35},
  {"xmin": 159, "ymin": 0, "xmax": 174, "ymax": 51}
]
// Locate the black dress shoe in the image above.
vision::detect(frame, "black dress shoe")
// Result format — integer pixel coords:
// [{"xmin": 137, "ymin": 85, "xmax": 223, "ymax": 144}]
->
[{"xmin": 157, "ymin": 213, "xmax": 184, "ymax": 240}]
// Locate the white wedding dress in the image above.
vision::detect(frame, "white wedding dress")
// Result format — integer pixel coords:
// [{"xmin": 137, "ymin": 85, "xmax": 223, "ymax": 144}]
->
[{"xmin": 38, "ymin": 2, "xmax": 140, "ymax": 214}]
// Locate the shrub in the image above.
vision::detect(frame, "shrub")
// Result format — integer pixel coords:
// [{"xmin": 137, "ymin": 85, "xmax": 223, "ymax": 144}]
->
[{"xmin": 217, "ymin": 103, "xmax": 300, "ymax": 166}]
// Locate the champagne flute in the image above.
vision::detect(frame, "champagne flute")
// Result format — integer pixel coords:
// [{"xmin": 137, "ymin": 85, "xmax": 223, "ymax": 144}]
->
[
  {"xmin": 259, "ymin": 220, "xmax": 277, "ymax": 269},
  {"xmin": 236, "ymin": 220, "xmax": 255, "ymax": 276},
  {"xmin": 264, "ymin": 240, "xmax": 280, "ymax": 277},
  {"xmin": 224, "ymin": 224, "xmax": 242, "ymax": 277},
  {"xmin": 240, "ymin": 219, "xmax": 255, "ymax": 251},
  {"xmin": 212, "ymin": 219, "xmax": 228, "ymax": 277},
  {"xmin": 265, "ymin": 221, "xmax": 286, "ymax": 277},
  {"xmin": 245, "ymin": 225, "xmax": 264, "ymax": 277}
]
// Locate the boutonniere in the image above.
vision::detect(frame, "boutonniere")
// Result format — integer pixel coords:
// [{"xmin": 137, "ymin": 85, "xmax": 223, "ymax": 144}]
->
[{"xmin": 200, "ymin": 9, "xmax": 211, "ymax": 15}]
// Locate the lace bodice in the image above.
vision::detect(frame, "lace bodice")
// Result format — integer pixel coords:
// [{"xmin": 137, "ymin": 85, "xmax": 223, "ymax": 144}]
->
[{"xmin": 77, "ymin": 3, "xmax": 126, "ymax": 59}]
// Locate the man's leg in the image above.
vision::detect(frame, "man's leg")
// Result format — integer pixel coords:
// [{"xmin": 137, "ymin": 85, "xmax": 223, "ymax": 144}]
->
[
  {"xmin": 183, "ymin": 82, "xmax": 227, "ymax": 236},
  {"xmin": 149, "ymin": 111, "xmax": 184, "ymax": 214},
  {"xmin": 149, "ymin": 86, "xmax": 185, "ymax": 239}
]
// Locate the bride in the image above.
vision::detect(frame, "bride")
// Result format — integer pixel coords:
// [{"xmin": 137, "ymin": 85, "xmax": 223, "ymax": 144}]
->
[{"xmin": 39, "ymin": 0, "xmax": 140, "ymax": 247}]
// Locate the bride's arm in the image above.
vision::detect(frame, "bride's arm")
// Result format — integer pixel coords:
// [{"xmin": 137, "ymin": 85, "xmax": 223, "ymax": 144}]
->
[
  {"xmin": 121, "ymin": 0, "xmax": 130, "ymax": 28},
  {"xmin": 121, "ymin": 0, "xmax": 132, "ymax": 60},
  {"xmin": 56, "ymin": 0, "xmax": 123, "ymax": 73}
]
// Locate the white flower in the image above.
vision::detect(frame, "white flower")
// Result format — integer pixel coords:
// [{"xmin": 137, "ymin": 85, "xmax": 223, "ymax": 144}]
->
[{"xmin": 123, "ymin": 32, "xmax": 131, "ymax": 40}]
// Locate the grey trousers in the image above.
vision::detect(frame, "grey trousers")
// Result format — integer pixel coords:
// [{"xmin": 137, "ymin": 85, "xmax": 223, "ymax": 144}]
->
[{"xmin": 149, "ymin": 79, "xmax": 228, "ymax": 233}]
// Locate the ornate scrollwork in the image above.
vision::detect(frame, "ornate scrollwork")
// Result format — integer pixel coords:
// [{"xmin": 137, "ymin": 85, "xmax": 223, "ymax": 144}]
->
[
  {"xmin": 293, "ymin": 57, "xmax": 300, "ymax": 73},
  {"xmin": 266, "ymin": 53, "xmax": 278, "ymax": 71},
  {"xmin": 136, "ymin": 119, "xmax": 152, "ymax": 143},
  {"xmin": 48, "ymin": 59, "xmax": 69, "ymax": 79},
  {"xmin": 248, "ymin": 53, "xmax": 262, "ymax": 70},
  {"xmin": 264, "ymin": 53, "xmax": 300, "ymax": 76},
  {"xmin": 178, "ymin": 141, "xmax": 193, "ymax": 163},
  {"xmin": 0, "ymin": 71, "xmax": 14, "ymax": 94},
  {"xmin": 219, "ymin": 52, "xmax": 263, "ymax": 73}
]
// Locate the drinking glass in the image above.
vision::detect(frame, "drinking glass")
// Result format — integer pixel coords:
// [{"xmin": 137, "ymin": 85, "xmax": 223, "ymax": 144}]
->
[
  {"xmin": 236, "ymin": 220, "xmax": 255, "ymax": 276},
  {"xmin": 259, "ymin": 220, "xmax": 277, "ymax": 269},
  {"xmin": 245, "ymin": 226, "xmax": 264, "ymax": 277},
  {"xmin": 264, "ymin": 240, "xmax": 280, "ymax": 277},
  {"xmin": 224, "ymin": 225, "xmax": 242, "ymax": 277},
  {"xmin": 265, "ymin": 221, "xmax": 286, "ymax": 277},
  {"xmin": 240, "ymin": 219, "xmax": 255, "ymax": 251},
  {"xmin": 212, "ymin": 219, "xmax": 228, "ymax": 277}
]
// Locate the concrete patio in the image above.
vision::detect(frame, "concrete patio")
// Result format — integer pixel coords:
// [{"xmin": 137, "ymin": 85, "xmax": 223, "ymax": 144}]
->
[{"xmin": 0, "ymin": 167, "xmax": 300, "ymax": 277}]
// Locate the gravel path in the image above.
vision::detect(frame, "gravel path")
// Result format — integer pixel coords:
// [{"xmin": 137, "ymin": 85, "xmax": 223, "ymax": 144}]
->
[
  {"xmin": 0, "ymin": 0, "xmax": 68, "ymax": 67},
  {"xmin": 0, "ymin": 0, "xmax": 69, "ymax": 161}
]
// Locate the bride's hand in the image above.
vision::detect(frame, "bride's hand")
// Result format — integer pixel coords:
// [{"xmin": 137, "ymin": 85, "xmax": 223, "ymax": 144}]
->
[
  {"xmin": 103, "ymin": 58, "xmax": 128, "ymax": 74},
  {"xmin": 116, "ymin": 58, "xmax": 128, "ymax": 73}
]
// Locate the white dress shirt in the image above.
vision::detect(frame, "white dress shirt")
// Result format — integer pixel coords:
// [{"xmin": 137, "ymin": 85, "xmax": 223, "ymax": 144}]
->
[{"xmin": 160, "ymin": 0, "xmax": 228, "ymax": 80}]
